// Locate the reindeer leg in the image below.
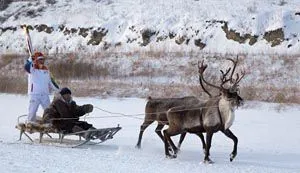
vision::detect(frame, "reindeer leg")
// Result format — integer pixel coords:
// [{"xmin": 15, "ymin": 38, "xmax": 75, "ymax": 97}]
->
[
  {"xmin": 204, "ymin": 132, "xmax": 214, "ymax": 164},
  {"xmin": 155, "ymin": 124, "xmax": 165, "ymax": 142},
  {"xmin": 155, "ymin": 124, "xmax": 174, "ymax": 153},
  {"xmin": 163, "ymin": 129, "xmax": 178, "ymax": 158},
  {"xmin": 163, "ymin": 129, "xmax": 172, "ymax": 158},
  {"xmin": 136, "ymin": 119, "xmax": 154, "ymax": 149},
  {"xmin": 222, "ymin": 129, "xmax": 238, "ymax": 162},
  {"xmin": 194, "ymin": 132, "xmax": 206, "ymax": 155},
  {"xmin": 177, "ymin": 132, "xmax": 186, "ymax": 149},
  {"xmin": 168, "ymin": 135, "xmax": 178, "ymax": 155}
]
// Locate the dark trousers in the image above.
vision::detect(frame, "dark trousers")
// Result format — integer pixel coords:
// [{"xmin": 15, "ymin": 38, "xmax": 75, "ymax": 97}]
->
[
  {"xmin": 56, "ymin": 120, "xmax": 93, "ymax": 133},
  {"xmin": 73, "ymin": 121, "xmax": 93, "ymax": 131}
]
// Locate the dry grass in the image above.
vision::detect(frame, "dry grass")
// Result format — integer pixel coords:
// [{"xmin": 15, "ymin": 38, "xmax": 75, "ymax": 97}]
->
[
  {"xmin": 0, "ymin": 52, "xmax": 299, "ymax": 104},
  {"xmin": 0, "ymin": 76, "xmax": 27, "ymax": 94},
  {"xmin": 0, "ymin": 54, "xmax": 18, "ymax": 68},
  {"xmin": 241, "ymin": 85, "xmax": 300, "ymax": 104},
  {"xmin": 48, "ymin": 59, "xmax": 110, "ymax": 80},
  {"xmin": 0, "ymin": 54, "xmax": 28, "ymax": 94}
]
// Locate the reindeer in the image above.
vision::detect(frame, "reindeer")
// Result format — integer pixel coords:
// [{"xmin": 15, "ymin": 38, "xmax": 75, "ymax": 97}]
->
[
  {"xmin": 135, "ymin": 96, "xmax": 206, "ymax": 150},
  {"xmin": 163, "ymin": 57, "xmax": 245, "ymax": 163},
  {"xmin": 136, "ymin": 58, "xmax": 220, "ymax": 151}
]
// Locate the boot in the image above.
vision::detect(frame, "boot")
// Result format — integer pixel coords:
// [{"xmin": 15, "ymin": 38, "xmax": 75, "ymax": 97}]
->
[
  {"xmin": 84, "ymin": 127, "xmax": 97, "ymax": 140},
  {"xmin": 72, "ymin": 125, "xmax": 89, "ymax": 139}
]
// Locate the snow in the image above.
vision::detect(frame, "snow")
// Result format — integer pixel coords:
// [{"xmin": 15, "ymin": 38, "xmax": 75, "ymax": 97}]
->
[
  {"xmin": 0, "ymin": 0, "xmax": 300, "ymax": 172},
  {"xmin": 0, "ymin": 93, "xmax": 300, "ymax": 173},
  {"xmin": 1, "ymin": 0, "xmax": 300, "ymax": 54}
]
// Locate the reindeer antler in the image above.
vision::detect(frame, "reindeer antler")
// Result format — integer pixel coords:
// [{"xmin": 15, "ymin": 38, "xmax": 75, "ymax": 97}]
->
[
  {"xmin": 226, "ymin": 56, "xmax": 238, "ymax": 84},
  {"xmin": 198, "ymin": 60, "xmax": 212, "ymax": 97},
  {"xmin": 226, "ymin": 56, "xmax": 246, "ymax": 91},
  {"xmin": 220, "ymin": 68, "xmax": 231, "ymax": 87},
  {"xmin": 198, "ymin": 60, "xmax": 207, "ymax": 74},
  {"xmin": 232, "ymin": 69, "xmax": 246, "ymax": 89},
  {"xmin": 198, "ymin": 57, "xmax": 245, "ymax": 94},
  {"xmin": 198, "ymin": 60, "xmax": 222, "ymax": 91}
]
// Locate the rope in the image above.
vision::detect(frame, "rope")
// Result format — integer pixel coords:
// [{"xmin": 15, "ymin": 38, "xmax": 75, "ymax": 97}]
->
[
  {"xmin": 93, "ymin": 106, "xmax": 144, "ymax": 120},
  {"xmin": 30, "ymin": 97, "xmax": 226, "ymax": 123},
  {"xmin": 93, "ymin": 102, "xmax": 223, "ymax": 117},
  {"xmin": 42, "ymin": 104, "xmax": 220, "ymax": 121}
]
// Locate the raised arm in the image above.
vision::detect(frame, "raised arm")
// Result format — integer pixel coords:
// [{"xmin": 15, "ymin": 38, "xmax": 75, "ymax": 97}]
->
[{"xmin": 24, "ymin": 57, "xmax": 33, "ymax": 73}]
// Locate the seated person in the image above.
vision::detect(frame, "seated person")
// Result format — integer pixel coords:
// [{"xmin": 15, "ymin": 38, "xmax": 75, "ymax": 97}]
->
[{"xmin": 43, "ymin": 87, "xmax": 98, "ymax": 139}]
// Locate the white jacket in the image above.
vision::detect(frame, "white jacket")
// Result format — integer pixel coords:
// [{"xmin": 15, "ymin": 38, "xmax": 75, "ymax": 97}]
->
[{"xmin": 25, "ymin": 58, "xmax": 58, "ymax": 95}]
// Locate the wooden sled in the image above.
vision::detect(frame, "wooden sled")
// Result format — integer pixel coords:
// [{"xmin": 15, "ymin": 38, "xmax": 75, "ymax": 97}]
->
[{"xmin": 15, "ymin": 115, "xmax": 121, "ymax": 148}]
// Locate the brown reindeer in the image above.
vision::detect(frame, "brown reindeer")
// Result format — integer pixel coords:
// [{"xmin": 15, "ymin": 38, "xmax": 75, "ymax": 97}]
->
[
  {"xmin": 136, "ymin": 96, "xmax": 205, "ymax": 150},
  {"xmin": 163, "ymin": 58, "xmax": 245, "ymax": 163},
  {"xmin": 136, "ymin": 59, "xmax": 219, "ymax": 151}
]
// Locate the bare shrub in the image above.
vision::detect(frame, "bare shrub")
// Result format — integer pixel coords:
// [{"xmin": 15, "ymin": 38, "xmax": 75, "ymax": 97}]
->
[
  {"xmin": 0, "ymin": 76, "xmax": 27, "ymax": 94},
  {"xmin": 286, "ymin": 95, "xmax": 300, "ymax": 104},
  {"xmin": 283, "ymin": 56, "xmax": 297, "ymax": 66},
  {"xmin": 0, "ymin": 52, "xmax": 299, "ymax": 104},
  {"xmin": 0, "ymin": 54, "xmax": 17, "ymax": 68},
  {"xmin": 268, "ymin": 86, "xmax": 300, "ymax": 104},
  {"xmin": 142, "ymin": 50, "xmax": 168, "ymax": 59},
  {"xmin": 48, "ymin": 59, "xmax": 110, "ymax": 80},
  {"xmin": 240, "ymin": 86, "xmax": 257, "ymax": 101},
  {"xmin": 274, "ymin": 92, "xmax": 285, "ymax": 103}
]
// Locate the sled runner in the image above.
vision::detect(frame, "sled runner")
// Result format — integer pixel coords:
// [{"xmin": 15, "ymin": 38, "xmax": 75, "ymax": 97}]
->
[{"xmin": 15, "ymin": 115, "xmax": 121, "ymax": 148}]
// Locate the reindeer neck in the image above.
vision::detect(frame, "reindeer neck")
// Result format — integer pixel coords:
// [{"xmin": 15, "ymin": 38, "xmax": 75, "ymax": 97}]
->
[{"xmin": 218, "ymin": 96, "xmax": 235, "ymax": 130}]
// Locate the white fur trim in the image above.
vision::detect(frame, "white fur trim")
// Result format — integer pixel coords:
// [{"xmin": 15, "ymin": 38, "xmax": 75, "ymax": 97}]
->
[{"xmin": 37, "ymin": 56, "xmax": 44, "ymax": 60}]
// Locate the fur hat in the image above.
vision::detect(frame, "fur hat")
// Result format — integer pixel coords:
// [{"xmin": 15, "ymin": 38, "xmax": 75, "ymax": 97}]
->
[
  {"xmin": 33, "ymin": 52, "xmax": 44, "ymax": 60},
  {"xmin": 32, "ymin": 51, "xmax": 47, "ymax": 70},
  {"xmin": 60, "ymin": 87, "xmax": 72, "ymax": 95}
]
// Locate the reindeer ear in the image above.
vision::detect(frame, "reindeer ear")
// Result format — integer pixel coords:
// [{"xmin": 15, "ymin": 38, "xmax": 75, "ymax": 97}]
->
[
  {"xmin": 229, "ymin": 85, "xmax": 239, "ymax": 93},
  {"xmin": 219, "ymin": 88, "xmax": 226, "ymax": 96}
]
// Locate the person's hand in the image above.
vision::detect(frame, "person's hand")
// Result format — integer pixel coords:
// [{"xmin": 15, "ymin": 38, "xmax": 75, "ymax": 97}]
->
[
  {"xmin": 83, "ymin": 104, "xmax": 93, "ymax": 113},
  {"xmin": 70, "ymin": 101, "xmax": 77, "ymax": 106},
  {"xmin": 28, "ymin": 56, "xmax": 33, "ymax": 62}
]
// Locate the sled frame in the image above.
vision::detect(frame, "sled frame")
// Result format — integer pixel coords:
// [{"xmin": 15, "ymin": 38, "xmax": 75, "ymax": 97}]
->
[{"xmin": 16, "ymin": 115, "xmax": 121, "ymax": 148}]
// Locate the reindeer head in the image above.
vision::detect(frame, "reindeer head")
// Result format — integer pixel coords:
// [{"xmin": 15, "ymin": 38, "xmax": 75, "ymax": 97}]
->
[
  {"xmin": 198, "ymin": 57, "xmax": 245, "ymax": 108},
  {"xmin": 220, "ymin": 87, "xmax": 244, "ymax": 108}
]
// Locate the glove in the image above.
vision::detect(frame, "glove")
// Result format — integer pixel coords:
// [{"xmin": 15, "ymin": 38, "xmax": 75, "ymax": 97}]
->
[
  {"xmin": 83, "ymin": 104, "xmax": 93, "ymax": 113},
  {"xmin": 28, "ymin": 56, "xmax": 33, "ymax": 62}
]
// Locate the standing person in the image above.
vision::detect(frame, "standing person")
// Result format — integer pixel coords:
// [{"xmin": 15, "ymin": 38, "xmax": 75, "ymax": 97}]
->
[{"xmin": 24, "ymin": 52, "xmax": 59, "ymax": 124}]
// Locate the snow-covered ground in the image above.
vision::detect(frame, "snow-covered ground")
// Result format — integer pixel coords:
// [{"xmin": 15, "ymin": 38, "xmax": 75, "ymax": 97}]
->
[{"xmin": 0, "ymin": 93, "xmax": 299, "ymax": 173}]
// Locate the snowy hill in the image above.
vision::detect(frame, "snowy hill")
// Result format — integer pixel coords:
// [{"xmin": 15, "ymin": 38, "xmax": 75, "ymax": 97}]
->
[{"xmin": 1, "ymin": 0, "xmax": 300, "ymax": 54}]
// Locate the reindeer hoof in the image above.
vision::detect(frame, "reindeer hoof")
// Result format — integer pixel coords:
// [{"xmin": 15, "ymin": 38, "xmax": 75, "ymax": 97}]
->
[
  {"xmin": 168, "ymin": 147, "xmax": 179, "ymax": 155},
  {"xmin": 166, "ymin": 154, "xmax": 177, "ymax": 159},
  {"xmin": 203, "ymin": 159, "xmax": 214, "ymax": 164},
  {"xmin": 230, "ymin": 153, "xmax": 237, "ymax": 162},
  {"xmin": 135, "ymin": 145, "xmax": 141, "ymax": 149}
]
